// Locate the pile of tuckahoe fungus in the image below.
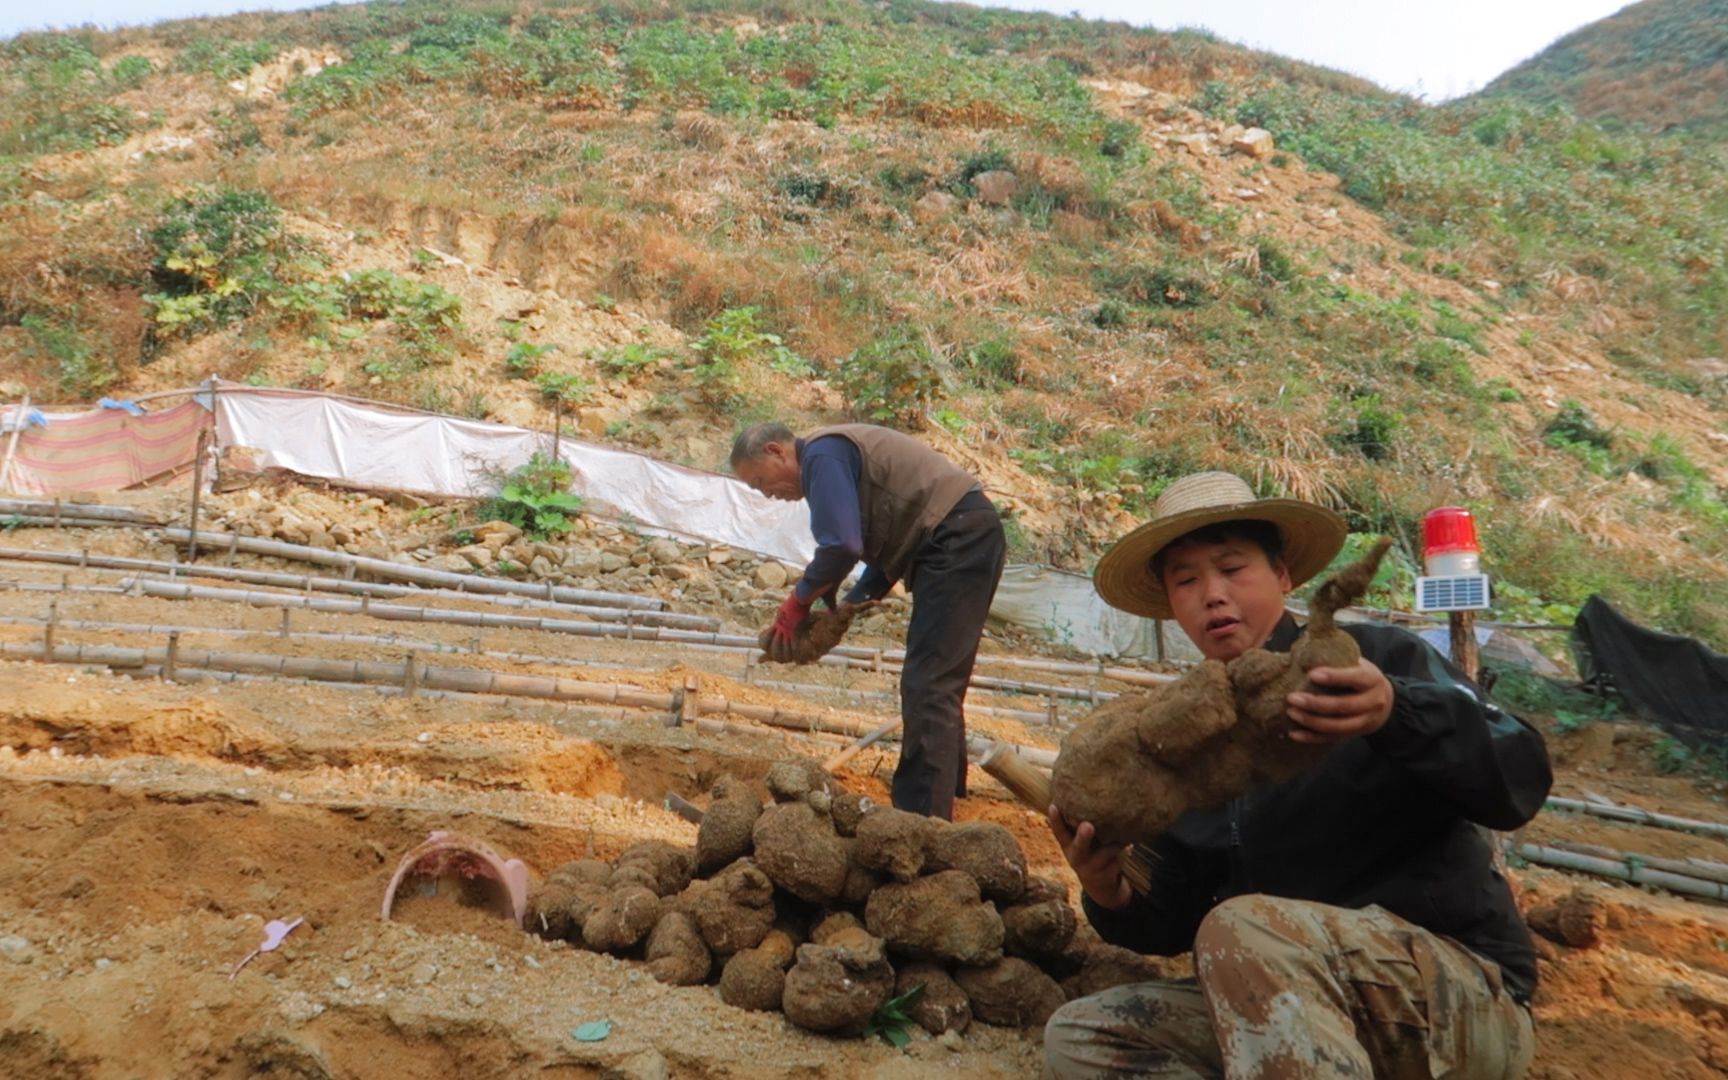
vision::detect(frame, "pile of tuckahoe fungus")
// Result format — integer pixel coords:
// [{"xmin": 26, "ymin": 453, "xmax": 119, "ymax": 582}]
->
[{"xmin": 526, "ymin": 759, "xmax": 1176, "ymax": 1038}]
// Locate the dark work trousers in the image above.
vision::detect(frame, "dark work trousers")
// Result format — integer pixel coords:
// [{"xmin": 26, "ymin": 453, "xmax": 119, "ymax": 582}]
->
[{"xmin": 893, "ymin": 500, "xmax": 1007, "ymax": 820}]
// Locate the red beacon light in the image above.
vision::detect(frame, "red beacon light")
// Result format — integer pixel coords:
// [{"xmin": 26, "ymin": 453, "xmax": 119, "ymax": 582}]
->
[
  {"xmin": 1422, "ymin": 506, "xmax": 1480, "ymax": 577},
  {"xmin": 1415, "ymin": 507, "xmax": 1488, "ymax": 613}
]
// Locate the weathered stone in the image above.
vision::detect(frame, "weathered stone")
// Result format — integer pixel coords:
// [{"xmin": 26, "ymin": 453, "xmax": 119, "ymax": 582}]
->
[
  {"xmin": 752, "ymin": 562, "xmax": 789, "ymax": 589},
  {"xmin": 914, "ymin": 190, "xmax": 958, "ymax": 221},
  {"xmin": 972, "ymin": 170, "xmax": 1019, "ymax": 206},
  {"xmin": 646, "ymin": 538, "xmax": 683, "ymax": 564},
  {"xmin": 1232, "ymin": 127, "xmax": 1275, "ymax": 159}
]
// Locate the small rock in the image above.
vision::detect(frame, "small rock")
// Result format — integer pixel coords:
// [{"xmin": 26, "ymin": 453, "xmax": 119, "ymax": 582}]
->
[
  {"xmin": 646, "ymin": 538, "xmax": 683, "ymax": 564},
  {"xmin": 410, "ymin": 962, "xmax": 439, "ymax": 985},
  {"xmin": 1232, "ymin": 126, "xmax": 1275, "ymax": 158},
  {"xmin": 938, "ymin": 1029, "xmax": 965, "ymax": 1053},
  {"xmin": 95, "ymin": 957, "xmax": 113, "ymax": 970},
  {"xmin": 523, "ymin": 955, "xmax": 542, "ymax": 970},
  {"xmin": 599, "ymin": 553, "xmax": 629, "ymax": 573},
  {"xmin": 529, "ymin": 555, "xmax": 555, "ymax": 578},
  {"xmin": 752, "ymin": 562, "xmax": 789, "ymax": 589},
  {"xmin": 334, "ymin": 975, "xmax": 353, "ymax": 989},
  {"xmin": 603, "ymin": 1048, "xmax": 670, "ymax": 1080},
  {"xmin": 971, "ymin": 170, "xmax": 1019, "ymax": 206},
  {"xmin": 0, "ymin": 935, "xmax": 34, "ymax": 965},
  {"xmin": 913, "ymin": 191, "xmax": 957, "ymax": 222},
  {"xmin": 462, "ymin": 991, "xmax": 485, "ymax": 1007}
]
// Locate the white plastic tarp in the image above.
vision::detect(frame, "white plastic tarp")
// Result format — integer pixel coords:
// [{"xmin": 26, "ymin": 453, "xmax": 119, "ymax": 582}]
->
[
  {"xmin": 213, "ymin": 385, "xmax": 816, "ymax": 564},
  {"xmin": 993, "ymin": 564, "xmax": 1197, "ymax": 661},
  {"xmin": 208, "ymin": 382, "xmax": 1184, "ymax": 658}
]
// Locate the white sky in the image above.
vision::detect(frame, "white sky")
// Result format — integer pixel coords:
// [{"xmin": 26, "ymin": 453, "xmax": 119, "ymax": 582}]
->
[{"xmin": 3, "ymin": 0, "xmax": 1634, "ymax": 101}]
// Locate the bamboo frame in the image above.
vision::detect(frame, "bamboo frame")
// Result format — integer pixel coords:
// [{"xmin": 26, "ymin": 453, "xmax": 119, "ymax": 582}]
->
[
  {"xmin": 156, "ymin": 527, "xmax": 664, "ymax": 611},
  {"xmin": 1511, "ymin": 842, "xmax": 1728, "ymax": 901},
  {"xmin": 126, "ymin": 577, "xmax": 715, "ymax": 631},
  {"xmin": 1543, "ymin": 796, "xmax": 1728, "ymax": 840},
  {"xmin": 0, "ymin": 547, "xmax": 712, "ymax": 624}
]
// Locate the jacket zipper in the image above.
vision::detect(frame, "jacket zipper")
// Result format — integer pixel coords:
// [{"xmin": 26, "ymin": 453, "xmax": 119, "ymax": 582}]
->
[{"xmin": 1228, "ymin": 795, "xmax": 1253, "ymax": 893}]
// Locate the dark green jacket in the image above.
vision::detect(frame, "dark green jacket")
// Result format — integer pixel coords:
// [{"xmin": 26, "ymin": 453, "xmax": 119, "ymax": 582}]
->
[{"xmin": 1082, "ymin": 614, "xmax": 1552, "ymax": 1003}]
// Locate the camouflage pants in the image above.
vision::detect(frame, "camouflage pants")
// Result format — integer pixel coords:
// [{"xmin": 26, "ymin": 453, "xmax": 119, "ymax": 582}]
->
[{"xmin": 1045, "ymin": 896, "xmax": 1535, "ymax": 1080}]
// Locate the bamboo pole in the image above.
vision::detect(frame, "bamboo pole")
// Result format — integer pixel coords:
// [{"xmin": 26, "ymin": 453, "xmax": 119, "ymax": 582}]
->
[
  {"xmin": 1511, "ymin": 842, "xmax": 1728, "ymax": 901},
  {"xmin": 1545, "ymin": 840, "xmax": 1728, "ymax": 887},
  {"xmin": 126, "ymin": 578, "xmax": 715, "ymax": 631},
  {"xmin": 0, "ymin": 637, "xmax": 1055, "ymax": 755},
  {"xmin": 156, "ymin": 527, "xmax": 664, "ymax": 610},
  {"xmin": 1544, "ymin": 796, "xmax": 1728, "ymax": 840},
  {"xmin": 0, "ymin": 515, "xmax": 151, "ymax": 531},
  {"xmin": 1, "ymin": 546, "xmax": 694, "ymax": 622},
  {"xmin": 12, "ymin": 576, "xmax": 1120, "ymax": 702},
  {"xmin": 0, "ymin": 499, "xmax": 157, "ymax": 524}
]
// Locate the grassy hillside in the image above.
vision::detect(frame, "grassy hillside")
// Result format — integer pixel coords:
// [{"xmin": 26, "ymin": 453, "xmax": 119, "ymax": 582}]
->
[
  {"xmin": 1485, "ymin": 0, "xmax": 1728, "ymax": 136},
  {"xmin": 1, "ymin": 0, "xmax": 1725, "ymax": 646}
]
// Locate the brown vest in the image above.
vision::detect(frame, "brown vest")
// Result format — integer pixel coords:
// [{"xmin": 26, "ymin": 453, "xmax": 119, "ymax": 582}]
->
[{"xmin": 805, "ymin": 424, "xmax": 980, "ymax": 585}]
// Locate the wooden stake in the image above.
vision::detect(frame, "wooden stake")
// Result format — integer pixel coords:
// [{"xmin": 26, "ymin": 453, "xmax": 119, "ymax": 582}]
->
[
  {"xmin": 403, "ymin": 652, "xmax": 419, "ymax": 697},
  {"xmin": 163, "ymin": 631, "xmax": 180, "ymax": 682},
  {"xmin": 824, "ymin": 716, "xmax": 904, "ymax": 772},
  {"xmin": 279, "ymin": 608, "xmax": 291, "ymax": 638},
  {"xmin": 1449, "ymin": 609, "xmax": 1479, "ymax": 683},
  {"xmin": 0, "ymin": 394, "xmax": 28, "ymax": 492},
  {"xmin": 44, "ymin": 600, "xmax": 58, "ymax": 657},
  {"xmin": 188, "ymin": 428, "xmax": 209, "ymax": 562}
]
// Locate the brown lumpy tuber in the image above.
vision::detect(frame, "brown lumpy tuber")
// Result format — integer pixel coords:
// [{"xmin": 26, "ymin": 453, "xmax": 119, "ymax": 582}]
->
[
  {"xmin": 751, "ymin": 801, "xmax": 850, "ymax": 904},
  {"xmin": 1526, "ymin": 888, "xmax": 1609, "ymax": 949},
  {"xmin": 955, "ymin": 958, "xmax": 1066, "ymax": 1028},
  {"xmin": 696, "ymin": 776, "xmax": 762, "ymax": 875},
  {"xmin": 645, "ymin": 910, "xmax": 711, "ymax": 985},
  {"xmin": 895, "ymin": 962, "xmax": 973, "ymax": 1035},
  {"xmin": 1050, "ymin": 538, "xmax": 1393, "ymax": 846},
  {"xmin": 781, "ymin": 934, "xmax": 896, "ymax": 1035},
  {"xmin": 613, "ymin": 841, "xmax": 696, "ymax": 898},
  {"xmin": 865, "ymin": 869, "xmax": 1004, "ymax": 966},
  {"xmin": 719, "ymin": 947, "xmax": 790, "ymax": 1011},
  {"xmin": 582, "ymin": 885, "xmax": 662, "ymax": 952},
  {"xmin": 927, "ymin": 822, "xmax": 1027, "ymax": 904},
  {"xmin": 758, "ymin": 601, "xmax": 878, "ymax": 665},
  {"xmin": 852, "ymin": 806, "xmax": 939, "ymax": 882},
  {"xmin": 681, "ymin": 858, "xmax": 777, "ymax": 955}
]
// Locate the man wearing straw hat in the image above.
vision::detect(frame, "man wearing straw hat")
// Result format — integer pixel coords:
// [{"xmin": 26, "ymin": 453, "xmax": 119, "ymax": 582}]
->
[
  {"xmin": 1045, "ymin": 472, "xmax": 1551, "ymax": 1080},
  {"xmin": 730, "ymin": 420, "xmax": 1005, "ymax": 820}
]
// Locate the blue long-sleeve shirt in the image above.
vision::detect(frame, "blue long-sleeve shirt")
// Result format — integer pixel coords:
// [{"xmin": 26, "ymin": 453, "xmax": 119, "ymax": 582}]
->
[{"xmin": 796, "ymin": 436, "xmax": 890, "ymax": 605}]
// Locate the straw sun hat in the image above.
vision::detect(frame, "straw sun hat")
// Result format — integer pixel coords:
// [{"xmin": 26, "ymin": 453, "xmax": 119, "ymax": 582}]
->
[{"xmin": 1094, "ymin": 472, "xmax": 1347, "ymax": 619}]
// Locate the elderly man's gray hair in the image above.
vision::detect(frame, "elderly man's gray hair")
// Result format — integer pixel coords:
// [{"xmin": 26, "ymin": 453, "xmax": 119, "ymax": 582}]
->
[{"xmin": 730, "ymin": 421, "xmax": 796, "ymax": 467}]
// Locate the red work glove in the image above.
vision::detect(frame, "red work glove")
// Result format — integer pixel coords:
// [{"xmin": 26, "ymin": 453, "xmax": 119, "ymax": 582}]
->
[{"xmin": 767, "ymin": 590, "xmax": 811, "ymax": 661}]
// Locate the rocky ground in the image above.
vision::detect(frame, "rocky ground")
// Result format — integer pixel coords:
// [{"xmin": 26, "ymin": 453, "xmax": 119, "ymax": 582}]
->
[{"xmin": 1, "ymin": 488, "xmax": 1727, "ymax": 1079}]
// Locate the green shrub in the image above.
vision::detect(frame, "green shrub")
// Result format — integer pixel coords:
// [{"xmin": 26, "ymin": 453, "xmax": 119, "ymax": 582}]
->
[
  {"xmin": 505, "ymin": 341, "xmax": 556, "ymax": 377},
  {"xmin": 534, "ymin": 371, "xmax": 592, "ymax": 404},
  {"xmin": 22, "ymin": 315, "xmax": 113, "ymax": 399},
  {"xmin": 1335, "ymin": 396, "xmax": 1402, "ymax": 460},
  {"xmin": 483, "ymin": 453, "xmax": 583, "ymax": 540},
  {"xmin": 595, "ymin": 342, "xmax": 672, "ymax": 380},
  {"xmin": 837, "ymin": 327, "xmax": 944, "ymax": 429},
  {"xmin": 962, "ymin": 336, "xmax": 1021, "ymax": 387},
  {"xmin": 145, "ymin": 188, "xmax": 294, "ymax": 336}
]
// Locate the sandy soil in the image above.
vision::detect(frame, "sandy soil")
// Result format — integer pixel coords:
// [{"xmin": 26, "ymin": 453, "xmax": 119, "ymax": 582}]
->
[{"xmin": 1, "ymin": 521, "xmax": 1727, "ymax": 1079}]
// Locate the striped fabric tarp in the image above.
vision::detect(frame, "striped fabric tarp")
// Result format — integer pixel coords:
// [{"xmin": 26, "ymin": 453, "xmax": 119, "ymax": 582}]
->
[{"xmin": 1, "ymin": 399, "xmax": 210, "ymax": 495}]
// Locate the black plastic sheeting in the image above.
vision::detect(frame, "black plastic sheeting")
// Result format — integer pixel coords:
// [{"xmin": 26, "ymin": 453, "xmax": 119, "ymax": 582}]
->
[{"xmin": 1572, "ymin": 595, "xmax": 1728, "ymax": 748}]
